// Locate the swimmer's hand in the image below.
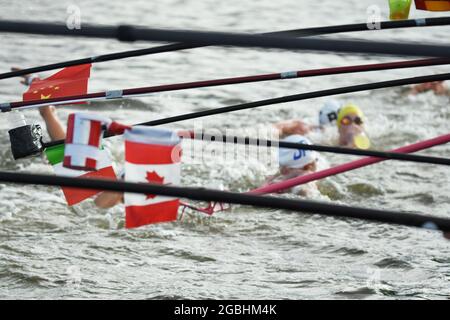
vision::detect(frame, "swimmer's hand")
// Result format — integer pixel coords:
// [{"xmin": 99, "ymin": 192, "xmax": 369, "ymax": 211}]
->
[
  {"xmin": 39, "ymin": 105, "xmax": 57, "ymax": 118},
  {"xmin": 11, "ymin": 67, "xmax": 54, "ymax": 117},
  {"xmin": 11, "ymin": 67, "xmax": 38, "ymax": 86}
]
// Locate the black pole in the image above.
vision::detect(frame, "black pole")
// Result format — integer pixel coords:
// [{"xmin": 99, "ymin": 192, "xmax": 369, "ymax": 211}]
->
[
  {"xmin": 132, "ymin": 73, "xmax": 450, "ymax": 126},
  {"xmin": 43, "ymin": 72, "xmax": 450, "ymax": 164},
  {"xmin": 1, "ymin": 20, "xmax": 450, "ymax": 57},
  {"xmin": 5, "ymin": 58, "xmax": 450, "ymax": 110},
  {"xmin": 0, "ymin": 170, "xmax": 448, "ymax": 232},
  {"xmin": 190, "ymin": 133, "xmax": 450, "ymax": 166},
  {"xmin": 2, "ymin": 17, "xmax": 450, "ymax": 80},
  {"xmin": 42, "ymin": 131, "xmax": 450, "ymax": 166},
  {"xmin": 0, "ymin": 43, "xmax": 196, "ymax": 80}
]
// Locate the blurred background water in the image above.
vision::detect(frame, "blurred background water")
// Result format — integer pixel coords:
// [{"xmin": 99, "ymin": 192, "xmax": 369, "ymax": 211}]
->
[{"xmin": 0, "ymin": 0, "xmax": 448, "ymax": 299}]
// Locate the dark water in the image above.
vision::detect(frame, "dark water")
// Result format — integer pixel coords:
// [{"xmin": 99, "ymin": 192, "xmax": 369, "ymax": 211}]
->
[{"xmin": 0, "ymin": 0, "xmax": 449, "ymax": 299}]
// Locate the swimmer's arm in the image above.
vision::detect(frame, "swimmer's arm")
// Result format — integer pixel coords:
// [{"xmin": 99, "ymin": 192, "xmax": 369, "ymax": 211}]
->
[
  {"xmin": 274, "ymin": 120, "xmax": 311, "ymax": 136},
  {"xmin": 40, "ymin": 106, "xmax": 66, "ymax": 141},
  {"xmin": 435, "ymin": 85, "xmax": 450, "ymax": 96},
  {"xmin": 264, "ymin": 173, "xmax": 280, "ymax": 185},
  {"xmin": 409, "ymin": 84, "xmax": 425, "ymax": 95},
  {"xmin": 94, "ymin": 192, "xmax": 124, "ymax": 209},
  {"xmin": 409, "ymin": 81, "xmax": 448, "ymax": 96}
]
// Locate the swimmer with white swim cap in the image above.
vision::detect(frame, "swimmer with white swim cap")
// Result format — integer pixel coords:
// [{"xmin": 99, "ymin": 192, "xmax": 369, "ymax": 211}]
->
[
  {"xmin": 318, "ymin": 99, "xmax": 341, "ymax": 127},
  {"xmin": 278, "ymin": 135, "xmax": 318, "ymax": 173},
  {"xmin": 265, "ymin": 135, "xmax": 319, "ymax": 196},
  {"xmin": 274, "ymin": 100, "xmax": 341, "ymax": 138}
]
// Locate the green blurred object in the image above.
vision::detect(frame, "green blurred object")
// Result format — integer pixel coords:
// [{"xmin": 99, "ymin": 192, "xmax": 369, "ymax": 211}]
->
[
  {"xmin": 389, "ymin": 0, "xmax": 412, "ymax": 20},
  {"xmin": 45, "ymin": 144, "xmax": 65, "ymax": 165}
]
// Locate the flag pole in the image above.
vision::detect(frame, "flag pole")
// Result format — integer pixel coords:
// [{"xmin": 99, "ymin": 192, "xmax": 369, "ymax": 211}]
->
[
  {"xmin": 180, "ymin": 131, "xmax": 450, "ymax": 166},
  {"xmin": 1, "ymin": 20, "xmax": 450, "ymax": 57},
  {"xmin": 3, "ymin": 62, "xmax": 450, "ymax": 111},
  {"xmin": 0, "ymin": 169, "xmax": 449, "ymax": 233},
  {"xmin": 38, "ymin": 72, "xmax": 450, "ymax": 152},
  {"xmin": 1, "ymin": 17, "xmax": 449, "ymax": 81}
]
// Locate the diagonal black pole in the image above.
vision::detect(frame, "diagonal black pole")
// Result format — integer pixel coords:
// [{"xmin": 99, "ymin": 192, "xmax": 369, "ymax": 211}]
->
[
  {"xmin": 0, "ymin": 170, "xmax": 448, "ymax": 233},
  {"xmin": 132, "ymin": 73, "xmax": 450, "ymax": 127},
  {"xmin": 0, "ymin": 43, "xmax": 195, "ymax": 80},
  {"xmin": 41, "ymin": 72, "xmax": 450, "ymax": 166},
  {"xmin": 1, "ymin": 17, "xmax": 449, "ymax": 80},
  {"xmin": 4, "ymin": 58, "xmax": 450, "ymax": 110},
  {"xmin": 42, "ymin": 130, "xmax": 450, "ymax": 166},
  {"xmin": 1, "ymin": 20, "xmax": 450, "ymax": 57},
  {"xmin": 187, "ymin": 132, "xmax": 450, "ymax": 166}
]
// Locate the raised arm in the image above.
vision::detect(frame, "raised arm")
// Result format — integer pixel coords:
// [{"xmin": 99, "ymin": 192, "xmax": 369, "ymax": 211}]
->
[
  {"xmin": 39, "ymin": 106, "xmax": 66, "ymax": 141},
  {"xmin": 274, "ymin": 119, "xmax": 313, "ymax": 138}
]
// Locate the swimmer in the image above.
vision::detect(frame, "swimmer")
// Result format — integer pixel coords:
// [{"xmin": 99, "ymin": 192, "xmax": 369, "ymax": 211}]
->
[
  {"xmin": 265, "ymin": 135, "xmax": 319, "ymax": 197},
  {"xmin": 274, "ymin": 99, "xmax": 341, "ymax": 138},
  {"xmin": 274, "ymin": 100, "xmax": 371, "ymax": 149},
  {"xmin": 337, "ymin": 103, "xmax": 371, "ymax": 150},
  {"xmin": 409, "ymin": 81, "xmax": 449, "ymax": 96}
]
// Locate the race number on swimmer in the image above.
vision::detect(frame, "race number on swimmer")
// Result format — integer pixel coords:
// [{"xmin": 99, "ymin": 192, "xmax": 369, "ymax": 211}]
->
[{"xmin": 293, "ymin": 140, "xmax": 308, "ymax": 160}]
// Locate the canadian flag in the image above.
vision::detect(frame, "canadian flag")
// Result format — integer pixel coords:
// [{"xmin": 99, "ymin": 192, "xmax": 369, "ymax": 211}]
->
[{"xmin": 124, "ymin": 126, "xmax": 182, "ymax": 228}]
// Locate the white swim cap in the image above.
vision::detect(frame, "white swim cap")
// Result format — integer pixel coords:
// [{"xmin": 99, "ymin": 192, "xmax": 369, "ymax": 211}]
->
[
  {"xmin": 279, "ymin": 135, "xmax": 318, "ymax": 169},
  {"xmin": 319, "ymin": 100, "xmax": 341, "ymax": 126}
]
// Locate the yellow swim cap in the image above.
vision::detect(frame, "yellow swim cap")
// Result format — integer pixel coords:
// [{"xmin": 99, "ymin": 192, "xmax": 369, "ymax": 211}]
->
[{"xmin": 337, "ymin": 104, "xmax": 365, "ymax": 128}]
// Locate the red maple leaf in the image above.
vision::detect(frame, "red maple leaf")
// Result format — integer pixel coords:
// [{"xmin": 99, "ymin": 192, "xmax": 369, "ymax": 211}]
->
[{"xmin": 145, "ymin": 171, "xmax": 165, "ymax": 199}]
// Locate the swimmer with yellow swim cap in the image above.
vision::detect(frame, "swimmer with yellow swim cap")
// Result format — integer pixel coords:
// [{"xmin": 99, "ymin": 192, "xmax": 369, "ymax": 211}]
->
[
  {"xmin": 273, "ymin": 100, "xmax": 370, "ymax": 149},
  {"xmin": 337, "ymin": 104, "xmax": 371, "ymax": 150}
]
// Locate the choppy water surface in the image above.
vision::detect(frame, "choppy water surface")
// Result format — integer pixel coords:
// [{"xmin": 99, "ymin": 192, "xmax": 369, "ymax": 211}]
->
[{"xmin": 0, "ymin": 0, "xmax": 449, "ymax": 299}]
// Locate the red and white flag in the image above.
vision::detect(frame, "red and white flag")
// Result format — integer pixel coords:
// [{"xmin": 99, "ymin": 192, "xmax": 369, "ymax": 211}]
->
[
  {"xmin": 124, "ymin": 126, "xmax": 182, "ymax": 229},
  {"xmin": 64, "ymin": 113, "xmax": 112, "ymax": 171}
]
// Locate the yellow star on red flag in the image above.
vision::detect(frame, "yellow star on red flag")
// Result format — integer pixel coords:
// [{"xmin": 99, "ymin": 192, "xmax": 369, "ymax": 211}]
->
[{"xmin": 23, "ymin": 65, "xmax": 91, "ymax": 104}]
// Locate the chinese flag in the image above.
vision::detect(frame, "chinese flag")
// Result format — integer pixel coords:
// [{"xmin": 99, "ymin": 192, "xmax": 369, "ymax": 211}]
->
[
  {"xmin": 23, "ymin": 64, "xmax": 91, "ymax": 103},
  {"xmin": 415, "ymin": 0, "xmax": 450, "ymax": 10}
]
